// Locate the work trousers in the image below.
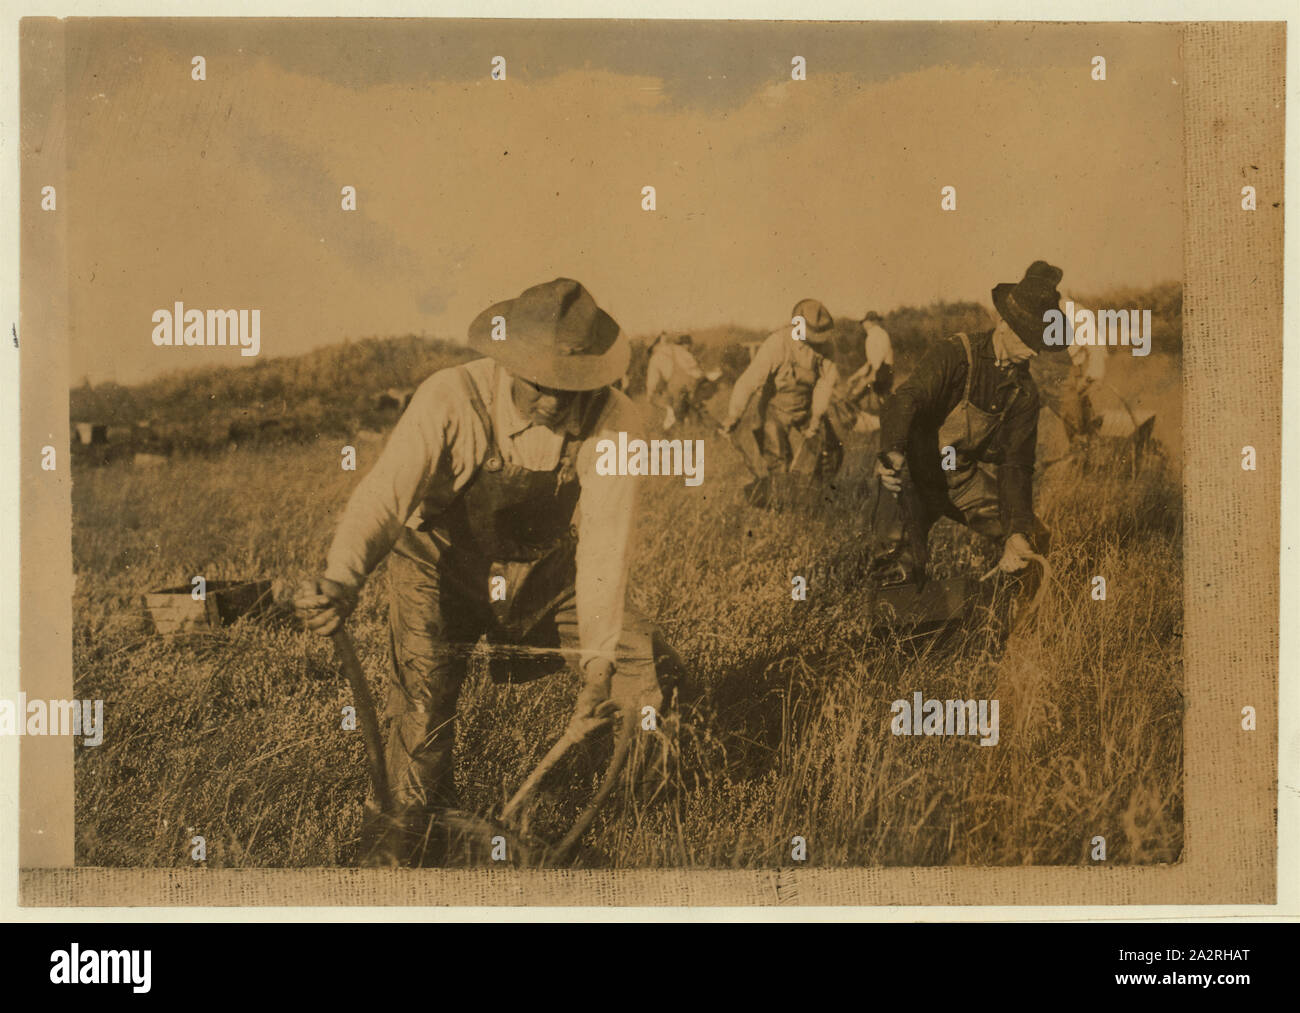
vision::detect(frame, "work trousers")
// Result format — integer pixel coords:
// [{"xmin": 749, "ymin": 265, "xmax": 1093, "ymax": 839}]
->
[
  {"xmin": 382, "ymin": 525, "xmax": 676, "ymax": 810},
  {"xmin": 734, "ymin": 393, "xmax": 844, "ymax": 482}
]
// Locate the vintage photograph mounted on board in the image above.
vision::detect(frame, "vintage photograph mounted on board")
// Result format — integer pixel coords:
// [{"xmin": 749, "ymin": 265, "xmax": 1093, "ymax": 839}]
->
[{"xmin": 18, "ymin": 17, "xmax": 1280, "ymax": 904}]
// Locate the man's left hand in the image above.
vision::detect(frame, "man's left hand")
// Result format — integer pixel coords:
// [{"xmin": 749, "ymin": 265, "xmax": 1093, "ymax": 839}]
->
[{"xmin": 997, "ymin": 533, "xmax": 1035, "ymax": 573}]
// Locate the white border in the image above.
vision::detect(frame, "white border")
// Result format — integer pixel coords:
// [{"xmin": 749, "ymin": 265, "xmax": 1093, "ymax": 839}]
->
[{"xmin": 1, "ymin": 0, "xmax": 1294, "ymax": 923}]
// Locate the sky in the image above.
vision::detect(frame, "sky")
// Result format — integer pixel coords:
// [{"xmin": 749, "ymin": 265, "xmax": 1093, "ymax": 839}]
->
[{"xmin": 46, "ymin": 19, "xmax": 1183, "ymax": 384}]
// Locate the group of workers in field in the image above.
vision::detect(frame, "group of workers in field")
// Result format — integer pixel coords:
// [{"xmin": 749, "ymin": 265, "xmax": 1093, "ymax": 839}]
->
[
  {"xmin": 712, "ymin": 263, "xmax": 1103, "ymax": 584},
  {"xmin": 294, "ymin": 262, "xmax": 1101, "ymax": 866}
]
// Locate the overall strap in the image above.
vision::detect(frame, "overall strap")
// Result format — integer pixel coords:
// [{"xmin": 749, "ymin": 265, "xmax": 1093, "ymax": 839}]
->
[
  {"xmin": 458, "ymin": 364, "xmax": 500, "ymax": 459},
  {"xmin": 955, "ymin": 332, "xmax": 974, "ymax": 403},
  {"xmin": 417, "ymin": 366, "xmax": 501, "ymax": 533}
]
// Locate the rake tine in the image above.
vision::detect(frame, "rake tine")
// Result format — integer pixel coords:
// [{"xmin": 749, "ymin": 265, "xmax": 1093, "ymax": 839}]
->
[
  {"xmin": 501, "ymin": 702, "xmax": 618, "ymax": 822},
  {"xmin": 501, "ymin": 726, "xmax": 582, "ymax": 824},
  {"xmin": 550, "ymin": 726, "xmax": 635, "ymax": 864}
]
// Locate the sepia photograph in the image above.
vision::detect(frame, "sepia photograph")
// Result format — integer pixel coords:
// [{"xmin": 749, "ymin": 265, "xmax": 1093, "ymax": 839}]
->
[{"xmin": 14, "ymin": 15, "xmax": 1279, "ymax": 905}]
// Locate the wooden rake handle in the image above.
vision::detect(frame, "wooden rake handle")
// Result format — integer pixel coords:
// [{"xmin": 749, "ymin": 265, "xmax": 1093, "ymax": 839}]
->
[
  {"xmin": 331, "ymin": 627, "xmax": 395, "ymax": 815},
  {"xmin": 501, "ymin": 726, "xmax": 581, "ymax": 824},
  {"xmin": 551, "ymin": 727, "xmax": 635, "ymax": 864},
  {"xmin": 501, "ymin": 707, "xmax": 611, "ymax": 822},
  {"xmin": 979, "ymin": 552, "xmax": 1052, "ymax": 630}
]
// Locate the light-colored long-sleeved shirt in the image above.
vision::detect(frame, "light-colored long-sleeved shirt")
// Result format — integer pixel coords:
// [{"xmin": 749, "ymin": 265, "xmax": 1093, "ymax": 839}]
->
[
  {"xmin": 724, "ymin": 328, "xmax": 839, "ymax": 427},
  {"xmin": 1057, "ymin": 293, "xmax": 1107, "ymax": 387},
  {"xmin": 849, "ymin": 323, "xmax": 894, "ymax": 389},
  {"xmin": 646, "ymin": 342, "xmax": 704, "ymax": 397},
  {"xmin": 1068, "ymin": 340, "xmax": 1107, "ymax": 387},
  {"xmin": 324, "ymin": 356, "xmax": 642, "ymax": 672},
  {"xmin": 862, "ymin": 323, "xmax": 893, "ymax": 377}
]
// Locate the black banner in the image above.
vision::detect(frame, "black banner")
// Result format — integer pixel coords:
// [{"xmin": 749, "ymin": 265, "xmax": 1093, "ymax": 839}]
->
[{"xmin": 1, "ymin": 921, "xmax": 1289, "ymax": 999}]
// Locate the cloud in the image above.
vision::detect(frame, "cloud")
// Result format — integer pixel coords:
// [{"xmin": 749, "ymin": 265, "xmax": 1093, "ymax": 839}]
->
[{"xmin": 61, "ymin": 23, "xmax": 1182, "ymax": 384}]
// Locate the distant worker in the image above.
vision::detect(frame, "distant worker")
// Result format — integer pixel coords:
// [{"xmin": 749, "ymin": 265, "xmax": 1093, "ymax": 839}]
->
[
  {"xmin": 846, "ymin": 310, "xmax": 895, "ymax": 434},
  {"xmin": 646, "ymin": 333, "xmax": 718, "ymax": 431},
  {"xmin": 870, "ymin": 262, "xmax": 1064, "ymax": 587},
  {"xmin": 1056, "ymin": 295, "xmax": 1107, "ymax": 445},
  {"xmin": 721, "ymin": 298, "xmax": 842, "ymax": 503}
]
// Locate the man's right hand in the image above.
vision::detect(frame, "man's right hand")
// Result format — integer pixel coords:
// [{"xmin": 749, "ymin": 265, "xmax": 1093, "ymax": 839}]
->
[
  {"xmin": 568, "ymin": 660, "xmax": 619, "ymax": 736},
  {"xmin": 294, "ymin": 577, "xmax": 357, "ymax": 637},
  {"xmin": 874, "ymin": 450, "xmax": 907, "ymax": 493}
]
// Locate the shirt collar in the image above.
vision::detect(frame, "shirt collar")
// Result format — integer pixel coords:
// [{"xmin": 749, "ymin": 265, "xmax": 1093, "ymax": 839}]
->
[
  {"xmin": 496, "ymin": 366, "xmax": 535, "ymax": 439},
  {"xmin": 991, "ymin": 327, "xmax": 1037, "ymax": 368}
]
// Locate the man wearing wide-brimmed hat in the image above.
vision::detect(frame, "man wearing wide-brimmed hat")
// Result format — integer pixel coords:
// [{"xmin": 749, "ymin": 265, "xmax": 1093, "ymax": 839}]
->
[
  {"xmin": 720, "ymin": 298, "xmax": 843, "ymax": 502},
  {"xmin": 870, "ymin": 262, "xmax": 1063, "ymax": 586},
  {"xmin": 295, "ymin": 278, "xmax": 683, "ymax": 865}
]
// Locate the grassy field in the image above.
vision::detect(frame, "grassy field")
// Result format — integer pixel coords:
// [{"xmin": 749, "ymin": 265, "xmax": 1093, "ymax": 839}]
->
[{"xmin": 72, "ymin": 349, "xmax": 1184, "ymax": 869}]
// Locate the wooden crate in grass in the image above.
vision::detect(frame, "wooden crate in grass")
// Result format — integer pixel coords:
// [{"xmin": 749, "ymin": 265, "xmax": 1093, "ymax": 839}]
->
[
  {"xmin": 142, "ymin": 579, "xmax": 273, "ymax": 635},
  {"xmin": 871, "ymin": 576, "xmax": 977, "ymax": 630}
]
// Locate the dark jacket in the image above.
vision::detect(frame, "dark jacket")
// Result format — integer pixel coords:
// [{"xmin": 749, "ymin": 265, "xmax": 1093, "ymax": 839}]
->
[{"xmin": 880, "ymin": 330, "xmax": 1039, "ymax": 538}]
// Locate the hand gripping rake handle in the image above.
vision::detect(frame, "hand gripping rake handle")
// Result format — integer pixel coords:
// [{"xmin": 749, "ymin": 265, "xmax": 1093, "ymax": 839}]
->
[
  {"xmin": 980, "ymin": 552, "xmax": 1052, "ymax": 630},
  {"xmin": 331, "ymin": 627, "xmax": 394, "ymax": 815}
]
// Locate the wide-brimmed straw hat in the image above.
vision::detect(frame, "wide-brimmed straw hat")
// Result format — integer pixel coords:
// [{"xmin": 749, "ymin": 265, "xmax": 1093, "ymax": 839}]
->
[
  {"xmin": 992, "ymin": 261, "xmax": 1065, "ymax": 350},
  {"xmin": 468, "ymin": 278, "xmax": 630, "ymax": 391}
]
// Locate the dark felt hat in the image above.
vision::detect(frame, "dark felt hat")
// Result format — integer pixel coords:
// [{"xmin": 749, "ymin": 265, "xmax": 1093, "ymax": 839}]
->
[
  {"xmin": 992, "ymin": 261, "xmax": 1065, "ymax": 350},
  {"xmin": 468, "ymin": 278, "xmax": 629, "ymax": 391},
  {"xmin": 792, "ymin": 298, "xmax": 836, "ymax": 350},
  {"xmin": 792, "ymin": 298, "xmax": 834, "ymax": 333}
]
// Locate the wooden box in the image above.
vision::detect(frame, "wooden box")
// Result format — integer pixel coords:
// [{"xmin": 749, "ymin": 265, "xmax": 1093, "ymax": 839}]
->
[
  {"xmin": 870, "ymin": 576, "xmax": 977, "ymax": 630},
  {"xmin": 142, "ymin": 579, "xmax": 273, "ymax": 635}
]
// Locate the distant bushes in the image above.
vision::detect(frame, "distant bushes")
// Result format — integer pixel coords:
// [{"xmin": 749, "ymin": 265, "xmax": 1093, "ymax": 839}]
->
[
  {"xmin": 69, "ymin": 284, "xmax": 1179, "ymax": 462},
  {"xmin": 831, "ymin": 283, "xmax": 1181, "ymax": 378},
  {"xmin": 70, "ymin": 336, "xmax": 478, "ymax": 459}
]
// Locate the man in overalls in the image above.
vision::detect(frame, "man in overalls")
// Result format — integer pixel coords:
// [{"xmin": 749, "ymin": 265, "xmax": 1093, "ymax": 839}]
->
[
  {"xmin": 869, "ymin": 262, "xmax": 1063, "ymax": 586},
  {"xmin": 295, "ymin": 278, "xmax": 682, "ymax": 865},
  {"xmin": 721, "ymin": 298, "xmax": 843, "ymax": 503}
]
